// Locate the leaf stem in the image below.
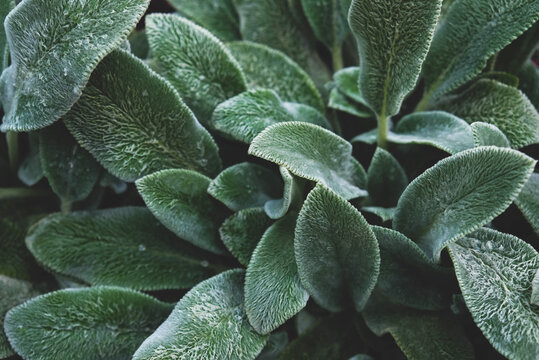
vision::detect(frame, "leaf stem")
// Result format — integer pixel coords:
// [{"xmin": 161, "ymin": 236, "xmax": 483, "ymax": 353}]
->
[
  {"xmin": 377, "ymin": 113, "xmax": 388, "ymax": 149},
  {"xmin": 61, "ymin": 199, "xmax": 72, "ymax": 213},
  {"xmin": 6, "ymin": 131, "xmax": 19, "ymax": 173},
  {"xmin": 332, "ymin": 43, "xmax": 343, "ymax": 72}
]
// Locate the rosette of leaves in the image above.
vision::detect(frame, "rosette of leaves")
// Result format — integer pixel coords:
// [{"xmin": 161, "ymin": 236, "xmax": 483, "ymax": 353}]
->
[{"xmin": 0, "ymin": 0, "xmax": 538, "ymax": 359}]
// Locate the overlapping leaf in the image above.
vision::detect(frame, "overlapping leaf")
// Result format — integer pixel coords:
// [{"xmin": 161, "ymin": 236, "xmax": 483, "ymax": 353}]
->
[
  {"xmin": 471, "ymin": 122, "xmax": 510, "ymax": 148},
  {"xmin": 0, "ymin": 0, "xmax": 14, "ymax": 70},
  {"xmin": 515, "ymin": 173, "xmax": 539, "ymax": 236},
  {"xmin": 264, "ymin": 167, "xmax": 303, "ymax": 219},
  {"xmin": 366, "ymin": 148, "xmax": 407, "ymax": 207},
  {"xmin": 17, "ymin": 133, "xmax": 43, "ymax": 187}
]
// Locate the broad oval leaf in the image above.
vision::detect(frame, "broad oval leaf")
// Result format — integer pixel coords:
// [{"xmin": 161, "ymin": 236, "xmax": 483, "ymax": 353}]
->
[
  {"xmin": 249, "ymin": 122, "xmax": 367, "ymax": 200},
  {"xmin": 448, "ymin": 228, "xmax": 539, "ymax": 360},
  {"xmin": 264, "ymin": 167, "xmax": 303, "ymax": 219},
  {"xmin": 361, "ymin": 206, "xmax": 395, "ymax": 222},
  {"xmin": 367, "ymin": 148, "xmax": 407, "ymax": 207},
  {"xmin": 394, "ymin": 147, "xmax": 536, "ymax": 261},
  {"xmin": 227, "ymin": 41, "xmax": 324, "ymax": 111},
  {"xmin": 63, "ymin": 49, "xmax": 221, "ymax": 181},
  {"xmin": 245, "ymin": 214, "xmax": 309, "ymax": 334},
  {"xmin": 132, "ymin": 269, "xmax": 269, "ymax": 360},
  {"xmin": 532, "ymin": 269, "xmax": 539, "ymax": 306},
  {"xmin": 17, "ymin": 132, "xmax": 43, "ymax": 187},
  {"xmin": 5, "ymin": 286, "xmax": 172, "ymax": 360},
  {"xmin": 26, "ymin": 207, "xmax": 219, "ymax": 290},
  {"xmin": 471, "ymin": 122, "xmax": 510, "ymax": 148},
  {"xmin": 301, "ymin": 0, "xmax": 349, "ymax": 52},
  {"xmin": 0, "ymin": 0, "xmax": 150, "ymax": 131},
  {"xmin": 515, "ymin": 173, "xmax": 539, "ymax": 236},
  {"xmin": 295, "ymin": 184, "xmax": 380, "ymax": 311},
  {"xmin": 349, "ymin": 0, "xmax": 442, "ymax": 118},
  {"xmin": 333, "ymin": 67, "xmax": 367, "ymax": 105},
  {"xmin": 328, "ymin": 88, "xmax": 372, "ymax": 118},
  {"xmin": 136, "ymin": 169, "xmax": 226, "ymax": 254},
  {"xmin": 145, "ymin": 14, "xmax": 246, "ymax": 125}
]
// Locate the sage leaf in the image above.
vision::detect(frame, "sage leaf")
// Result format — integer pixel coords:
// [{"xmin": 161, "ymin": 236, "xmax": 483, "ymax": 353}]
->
[
  {"xmin": 249, "ymin": 122, "xmax": 367, "ymax": 200},
  {"xmin": 394, "ymin": 147, "xmax": 535, "ymax": 261},
  {"xmin": 333, "ymin": 67, "xmax": 366, "ymax": 105},
  {"xmin": 26, "ymin": 207, "xmax": 218, "ymax": 290},
  {"xmin": 128, "ymin": 30, "xmax": 149, "ymax": 59},
  {"xmin": 208, "ymin": 162, "xmax": 282, "ymax": 212},
  {"xmin": 228, "ymin": 41, "xmax": 324, "ymax": 111},
  {"xmin": 361, "ymin": 206, "xmax": 395, "ymax": 222},
  {"xmin": 63, "ymin": 49, "xmax": 222, "ymax": 181},
  {"xmin": 136, "ymin": 169, "xmax": 226, "ymax": 255},
  {"xmin": 145, "ymin": 14, "xmax": 246, "ymax": 125},
  {"xmin": 219, "ymin": 208, "xmax": 273, "ymax": 267},
  {"xmin": 423, "ymin": 0, "xmax": 539, "ymax": 101},
  {"xmin": 5, "ymin": 287, "xmax": 172, "ymax": 360},
  {"xmin": 0, "ymin": 0, "xmax": 150, "ymax": 131},
  {"xmin": 264, "ymin": 167, "xmax": 303, "ymax": 219},
  {"xmin": 245, "ymin": 214, "xmax": 309, "ymax": 334},
  {"xmin": 448, "ymin": 228, "xmax": 539, "ymax": 360},
  {"xmin": 471, "ymin": 122, "xmax": 510, "ymax": 148},
  {"xmin": 0, "ymin": 0, "xmax": 14, "ymax": 70},
  {"xmin": 532, "ymin": 269, "xmax": 539, "ymax": 306},
  {"xmin": 367, "ymin": 148, "xmax": 407, "ymax": 207},
  {"xmin": 515, "ymin": 173, "xmax": 539, "ymax": 236},
  {"xmin": 349, "ymin": 0, "xmax": 442, "ymax": 118},
  {"xmin": 295, "ymin": 184, "xmax": 380, "ymax": 311},
  {"xmin": 328, "ymin": 88, "xmax": 372, "ymax": 118},
  {"xmin": 300, "ymin": 0, "xmax": 349, "ymax": 53},
  {"xmin": 132, "ymin": 269, "xmax": 269, "ymax": 360},
  {"xmin": 17, "ymin": 133, "xmax": 43, "ymax": 187}
]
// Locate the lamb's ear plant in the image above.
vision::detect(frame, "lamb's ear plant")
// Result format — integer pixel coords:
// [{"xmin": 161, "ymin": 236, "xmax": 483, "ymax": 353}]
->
[{"xmin": 0, "ymin": 0, "xmax": 538, "ymax": 359}]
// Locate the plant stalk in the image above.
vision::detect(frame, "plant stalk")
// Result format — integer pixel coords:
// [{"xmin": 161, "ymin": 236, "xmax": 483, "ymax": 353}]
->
[
  {"xmin": 6, "ymin": 131, "xmax": 19, "ymax": 173},
  {"xmin": 377, "ymin": 113, "xmax": 389, "ymax": 149},
  {"xmin": 61, "ymin": 199, "xmax": 72, "ymax": 213},
  {"xmin": 332, "ymin": 43, "xmax": 344, "ymax": 72}
]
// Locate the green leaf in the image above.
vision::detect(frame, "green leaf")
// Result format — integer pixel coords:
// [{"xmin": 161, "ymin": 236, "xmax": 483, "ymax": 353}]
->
[
  {"xmin": 300, "ymin": 0, "xmax": 349, "ymax": 51},
  {"xmin": 5, "ymin": 286, "xmax": 172, "ymax": 360},
  {"xmin": 515, "ymin": 173, "xmax": 539, "ymax": 236},
  {"xmin": 349, "ymin": 0, "xmax": 442, "ymax": 118},
  {"xmin": 448, "ymin": 228, "xmax": 539, "ymax": 360},
  {"xmin": 40, "ymin": 123, "xmax": 100, "ymax": 204},
  {"xmin": 99, "ymin": 172, "xmax": 127, "ymax": 194},
  {"xmin": 333, "ymin": 67, "xmax": 366, "ymax": 105},
  {"xmin": 0, "ymin": 218, "xmax": 33, "ymax": 280},
  {"xmin": 0, "ymin": 0, "xmax": 150, "ymax": 131},
  {"xmin": 518, "ymin": 61, "xmax": 539, "ymax": 110},
  {"xmin": 210, "ymin": 89, "xmax": 330, "ymax": 144},
  {"xmin": 432, "ymin": 79, "xmax": 539, "ymax": 148},
  {"xmin": 532, "ymin": 269, "xmax": 539, "ymax": 306},
  {"xmin": 128, "ymin": 30, "xmax": 149, "ymax": 59},
  {"xmin": 227, "ymin": 41, "xmax": 324, "ymax": 111},
  {"xmin": 367, "ymin": 148, "xmax": 407, "ymax": 207},
  {"xmin": 145, "ymin": 14, "xmax": 246, "ymax": 125},
  {"xmin": 496, "ymin": 22, "xmax": 539, "ymax": 74},
  {"xmin": 0, "ymin": 0, "xmax": 14, "ymax": 70},
  {"xmin": 219, "ymin": 208, "xmax": 273, "ymax": 267},
  {"xmin": 168, "ymin": 0, "xmax": 240, "ymax": 41},
  {"xmin": 423, "ymin": 0, "xmax": 539, "ymax": 100},
  {"xmin": 245, "ymin": 214, "xmax": 309, "ymax": 334},
  {"xmin": 26, "ymin": 207, "xmax": 219, "ymax": 290},
  {"xmin": 136, "ymin": 169, "xmax": 226, "ymax": 255},
  {"xmin": 132, "ymin": 269, "xmax": 269, "ymax": 360},
  {"xmin": 63, "ymin": 49, "xmax": 222, "ymax": 181},
  {"xmin": 361, "ymin": 206, "xmax": 395, "ymax": 222},
  {"xmin": 249, "ymin": 122, "xmax": 367, "ymax": 200},
  {"xmin": 295, "ymin": 184, "xmax": 380, "ymax": 311},
  {"xmin": 17, "ymin": 132, "xmax": 43, "ymax": 187},
  {"xmin": 208, "ymin": 162, "xmax": 282, "ymax": 212},
  {"xmin": 394, "ymin": 147, "xmax": 535, "ymax": 261},
  {"xmin": 471, "ymin": 122, "xmax": 510, "ymax": 148},
  {"xmin": 328, "ymin": 88, "xmax": 373, "ymax": 118},
  {"xmin": 264, "ymin": 167, "xmax": 303, "ymax": 219}
]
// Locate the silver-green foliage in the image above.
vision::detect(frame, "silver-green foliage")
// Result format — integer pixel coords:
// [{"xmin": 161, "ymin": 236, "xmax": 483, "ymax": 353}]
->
[
  {"xmin": 471, "ymin": 122, "xmax": 511, "ymax": 148},
  {"xmin": 300, "ymin": 0, "xmax": 349, "ymax": 52},
  {"xmin": 515, "ymin": 173, "xmax": 539, "ymax": 236},
  {"xmin": 264, "ymin": 167, "xmax": 302, "ymax": 220},
  {"xmin": 366, "ymin": 148, "xmax": 407, "ymax": 207}
]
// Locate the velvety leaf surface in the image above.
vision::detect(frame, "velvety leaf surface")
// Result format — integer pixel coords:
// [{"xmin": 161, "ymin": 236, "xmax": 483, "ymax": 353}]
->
[
  {"xmin": 245, "ymin": 214, "xmax": 309, "ymax": 334},
  {"xmin": 361, "ymin": 206, "xmax": 395, "ymax": 222},
  {"xmin": 394, "ymin": 147, "xmax": 535, "ymax": 261},
  {"xmin": 448, "ymin": 228, "xmax": 539, "ymax": 360},
  {"xmin": 145, "ymin": 14, "xmax": 246, "ymax": 125},
  {"xmin": 301, "ymin": 0, "xmax": 348, "ymax": 51},
  {"xmin": 367, "ymin": 148, "xmax": 407, "ymax": 207},
  {"xmin": 249, "ymin": 122, "xmax": 367, "ymax": 200},
  {"xmin": 433, "ymin": 79, "xmax": 539, "ymax": 148},
  {"xmin": 17, "ymin": 132, "xmax": 43, "ymax": 187},
  {"xmin": 471, "ymin": 122, "xmax": 511, "ymax": 148},
  {"xmin": 264, "ymin": 167, "xmax": 303, "ymax": 219},
  {"xmin": 132, "ymin": 269, "xmax": 268, "ymax": 360},
  {"xmin": 208, "ymin": 162, "xmax": 282, "ymax": 212},
  {"xmin": 210, "ymin": 89, "xmax": 330, "ymax": 144},
  {"xmin": 349, "ymin": 0, "xmax": 442, "ymax": 117},
  {"xmin": 26, "ymin": 207, "xmax": 218, "ymax": 290},
  {"xmin": 136, "ymin": 169, "xmax": 225, "ymax": 254},
  {"xmin": 0, "ymin": 0, "xmax": 14, "ymax": 70},
  {"xmin": 515, "ymin": 173, "xmax": 539, "ymax": 235},
  {"xmin": 328, "ymin": 88, "xmax": 372, "ymax": 118},
  {"xmin": 532, "ymin": 269, "xmax": 539, "ymax": 306},
  {"xmin": 63, "ymin": 49, "xmax": 221, "ymax": 181},
  {"xmin": 333, "ymin": 67, "xmax": 368, "ymax": 105},
  {"xmin": 227, "ymin": 41, "xmax": 324, "ymax": 111},
  {"xmin": 0, "ymin": 0, "xmax": 150, "ymax": 131},
  {"xmin": 219, "ymin": 208, "xmax": 273, "ymax": 267},
  {"xmin": 295, "ymin": 184, "xmax": 380, "ymax": 311},
  {"xmin": 5, "ymin": 287, "xmax": 172, "ymax": 360},
  {"xmin": 423, "ymin": 0, "xmax": 539, "ymax": 100}
]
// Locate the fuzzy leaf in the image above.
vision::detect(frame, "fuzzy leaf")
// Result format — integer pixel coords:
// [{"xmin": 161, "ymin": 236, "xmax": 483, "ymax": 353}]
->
[
  {"xmin": 515, "ymin": 173, "xmax": 539, "ymax": 236},
  {"xmin": 328, "ymin": 88, "xmax": 372, "ymax": 118},
  {"xmin": 208, "ymin": 162, "xmax": 282, "ymax": 212},
  {"xmin": 394, "ymin": 147, "xmax": 535, "ymax": 261},
  {"xmin": 432, "ymin": 79, "xmax": 539, "ymax": 148},
  {"xmin": 0, "ymin": 0, "xmax": 14, "ymax": 70},
  {"xmin": 249, "ymin": 122, "xmax": 367, "ymax": 200},
  {"xmin": 0, "ymin": 218, "xmax": 33, "ymax": 281},
  {"xmin": 532, "ymin": 269, "xmax": 539, "ymax": 306},
  {"xmin": 295, "ymin": 184, "xmax": 380, "ymax": 311},
  {"xmin": 17, "ymin": 132, "xmax": 43, "ymax": 187},
  {"xmin": 133, "ymin": 269, "xmax": 269, "ymax": 360},
  {"xmin": 349, "ymin": 0, "xmax": 442, "ymax": 117},
  {"xmin": 448, "ymin": 228, "xmax": 539, "ymax": 360},
  {"xmin": 423, "ymin": 0, "xmax": 539, "ymax": 100},
  {"xmin": 63, "ymin": 49, "xmax": 221, "ymax": 181},
  {"xmin": 301, "ymin": 0, "xmax": 348, "ymax": 51},
  {"xmin": 0, "ymin": 0, "xmax": 149, "ymax": 131},
  {"xmin": 264, "ymin": 167, "xmax": 302, "ymax": 219},
  {"xmin": 361, "ymin": 206, "xmax": 395, "ymax": 222},
  {"xmin": 228, "ymin": 41, "xmax": 324, "ymax": 111},
  {"xmin": 219, "ymin": 208, "xmax": 273, "ymax": 267},
  {"xmin": 210, "ymin": 89, "xmax": 330, "ymax": 143},
  {"xmin": 145, "ymin": 14, "xmax": 246, "ymax": 125},
  {"xmin": 40, "ymin": 123, "xmax": 100, "ymax": 204},
  {"xmin": 26, "ymin": 207, "xmax": 219, "ymax": 290},
  {"xmin": 471, "ymin": 122, "xmax": 510, "ymax": 148},
  {"xmin": 333, "ymin": 67, "xmax": 366, "ymax": 105},
  {"xmin": 5, "ymin": 286, "xmax": 172, "ymax": 360},
  {"xmin": 245, "ymin": 214, "xmax": 309, "ymax": 334},
  {"xmin": 367, "ymin": 148, "xmax": 407, "ymax": 207},
  {"xmin": 136, "ymin": 169, "xmax": 226, "ymax": 255}
]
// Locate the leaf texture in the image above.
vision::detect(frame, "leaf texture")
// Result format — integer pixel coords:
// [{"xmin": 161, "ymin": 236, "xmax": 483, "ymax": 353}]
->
[
  {"xmin": 264, "ymin": 167, "xmax": 303, "ymax": 219},
  {"xmin": 515, "ymin": 173, "xmax": 539, "ymax": 236},
  {"xmin": 367, "ymin": 148, "xmax": 407, "ymax": 207},
  {"xmin": 532, "ymin": 269, "xmax": 539, "ymax": 306},
  {"xmin": 328, "ymin": 88, "xmax": 372, "ymax": 118},
  {"xmin": 0, "ymin": 0, "xmax": 14, "ymax": 70},
  {"xmin": 471, "ymin": 122, "xmax": 510, "ymax": 148},
  {"xmin": 300, "ymin": 0, "xmax": 349, "ymax": 51}
]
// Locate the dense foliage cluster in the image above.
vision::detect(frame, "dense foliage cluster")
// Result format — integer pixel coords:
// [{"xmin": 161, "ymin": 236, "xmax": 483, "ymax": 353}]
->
[{"xmin": 0, "ymin": 0, "xmax": 538, "ymax": 359}]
